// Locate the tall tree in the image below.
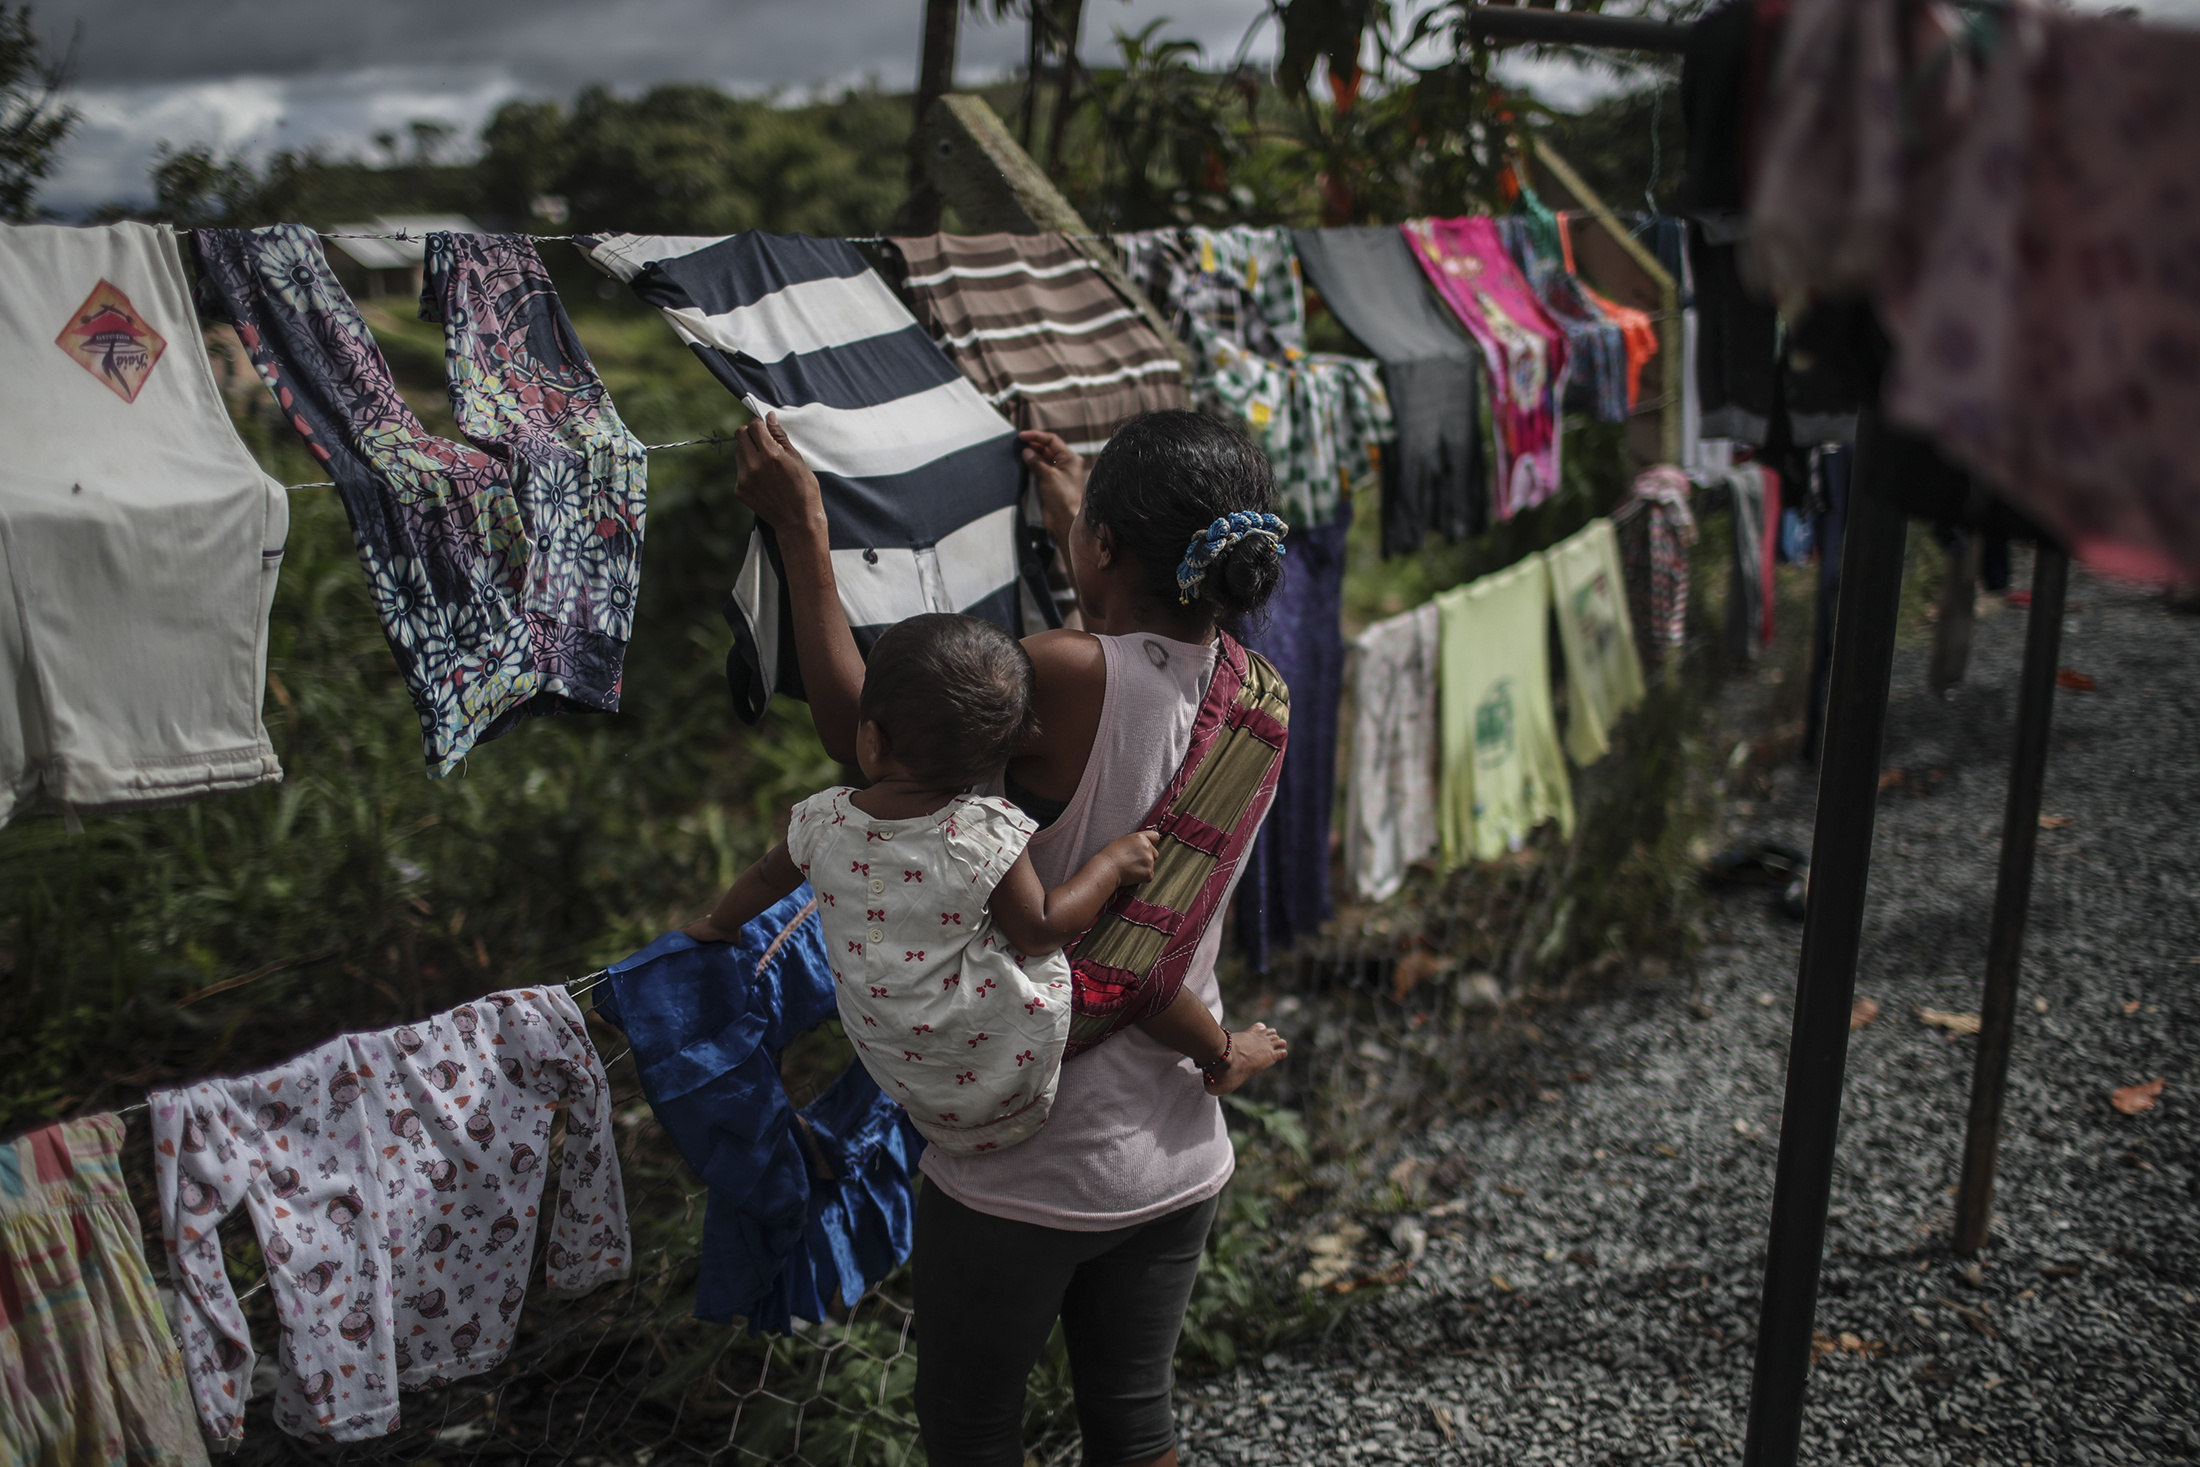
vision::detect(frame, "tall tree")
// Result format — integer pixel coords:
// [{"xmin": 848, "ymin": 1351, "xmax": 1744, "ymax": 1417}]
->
[
  {"xmin": 893, "ymin": 0, "xmax": 963, "ymax": 233},
  {"xmin": 0, "ymin": 4, "xmax": 76, "ymax": 221},
  {"xmin": 1041, "ymin": 0, "xmax": 1086, "ymax": 176}
]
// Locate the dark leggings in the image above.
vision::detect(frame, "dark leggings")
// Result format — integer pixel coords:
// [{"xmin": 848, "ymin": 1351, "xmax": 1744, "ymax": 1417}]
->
[{"xmin": 913, "ymin": 1183, "xmax": 1220, "ymax": 1467}]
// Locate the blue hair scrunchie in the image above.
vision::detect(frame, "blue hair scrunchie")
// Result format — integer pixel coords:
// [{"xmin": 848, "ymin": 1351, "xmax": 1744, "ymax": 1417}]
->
[{"xmin": 1175, "ymin": 511, "xmax": 1289, "ymax": 604}]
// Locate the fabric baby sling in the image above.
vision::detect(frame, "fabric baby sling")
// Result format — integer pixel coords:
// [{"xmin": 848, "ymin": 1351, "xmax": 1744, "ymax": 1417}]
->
[{"xmin": 1063, "ymin": 630, "xmax": 1290, "ymax": 1056}]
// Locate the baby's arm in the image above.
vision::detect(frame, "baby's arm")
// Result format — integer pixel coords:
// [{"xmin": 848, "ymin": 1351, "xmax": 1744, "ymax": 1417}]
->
[
  {"xmin": 987, "ymin": 834, "xmax": 1288, "ymax": 1094},
  {"xmin": 682, "ymin": 843, "xmax": 805, "ymax": 944},
  {"xmin": 986, "ymin": 831, "xmax": 1159, "ymax": 956}
]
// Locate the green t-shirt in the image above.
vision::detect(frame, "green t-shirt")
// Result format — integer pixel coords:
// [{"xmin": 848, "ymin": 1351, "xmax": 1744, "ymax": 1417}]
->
[
  {"xmin": 1437, "ymin": 555, "xmax": 1575, "ymax": 865},
  {"xmin": 1545, "ymin": 517, "xmax": 1647, "ymax": 766}
]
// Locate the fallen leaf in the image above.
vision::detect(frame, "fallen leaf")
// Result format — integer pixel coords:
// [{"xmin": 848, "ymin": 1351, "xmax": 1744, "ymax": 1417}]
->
[
  {"xmin": 1811, "ymin": 1332, "xmax": 1837, "ymax": 1360},
  {"xmin": 2110, "ymin": 1077, "xmax": 2166, "ymax": 1115},
  {"xmin": 1878, "ymin": 767, "xmax": 1907, "ymax": 791},
  {"xmin": 2055, "ymin": 669, "xmax": 2096, "ymax": 692},
  {"xmin": 1497, "ymin": 1183, "xmax": 1526, "ymax": 1197},
  {"xmin": 1390, "ymin": 948, "xmax": 1449, "ymax": 1003},
  {"xmin": 1488, "ymin": 1272, "xmax": 1514, "ymax": 1293},
  {"xmin": 1850, "ymin": 997, "xmax": 1881, "ymax": 1031},
  {"xmin": 2038, "ymin": 813, "xmax": 2074, "ymax": 829},
  {"xmin": 1916, "ymin": 1007, "xmax": 1982, "ymax": 1036},
  {"xmin": 1838, "ymin": 1331, "xmax": 1866, "ymax": 1354},
  {"xmin": 1430, "ymin": 1405, "xmax": 1456, "ymax": 1444},
  {"xmin": 2122, "ymin": 998, "xmax": 2142, "ymax": 1014},
  {"xmin": 1654, "ymin": 1143, "xmax": 1681, "ymax": 1158}
]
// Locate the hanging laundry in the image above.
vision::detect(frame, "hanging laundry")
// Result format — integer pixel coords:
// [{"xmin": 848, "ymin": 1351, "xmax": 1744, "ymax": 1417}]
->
[
  {"xmin": 1403, "ymin": 217, "xmax": 1569, "ymax": 520},
  {"xmin": 888, "ymin": 231, "xmax": 1185, "ymax": 457},
  {"xmin": 1613, "ymin": 465, "xmax": 1700, "ymax": 671},
  {"xmin": 1343, "ymin": 601, "xmax": 1442, "ymax": 904},
  {"xmin": 1114, "ymin": 226, "xmax": 1307, "ymax": 361},
  {"xmin": 1437, "ymin": 555, "xmax": 1574, "ymax": 866},
  {"xmin": 153, "ymin": 987, "xmax": 628, "ymax": 1444},
  {"xmin": 1557, "ymin": 215, "xmax": 1660, "ymax": 413},
  {"xmin": 1641, "ymin": 215, "xmax": 1714, "ymax": 478},
  {"xmin": 1498, "ymin": 210, "xmax": 1629, "ymax": 424},
  {"xmin": 1877, "ymin": 6, "xmax": 2200, "ymax": 585},
  {"xmin": 1203, "ymin": 339, "xmax": 1391, "ymax": 527},
  {"xmin": 193, "ymin": 226, "xmax": 646, "ymax": 776},
  {"xmin": 1117, "ymin": 226, "xmax": 1390, "ymax": 526},
  {"xmin": 593, "ymin": 892, "xmax": 922, "ymax": 1333},
  {"xmin": 1293, "ymin": 226, "xmax": 1488, "ymax": 555},
  {"xmin": 0, "ymin": 1114, "xmax": 210, "ymax": 1467},
  {"xmin": 1544, "ymin": 519, "xmax": 1647, "ymax": 766},
  {"xmin": 1723, "ymin": 463, "xmax": 1779, "ymax": 662},
  {"xmin": 581, "ymin": 233, "xmax": 1032, "ymax": 722},
  {"xmin": 889, "ymin": 231, "xmax": 1188, "ymax": 626},
  {"xmin": 1745, "ymin": 0, "xmax": 1963, "ymax": 305},
  {"xmin": 1235, "ymin": 508, "xmax": 1352, "ymax": 970},
  {"xmin": 0, "ymin": 222, "xmax": 285, "ymax": 828}
]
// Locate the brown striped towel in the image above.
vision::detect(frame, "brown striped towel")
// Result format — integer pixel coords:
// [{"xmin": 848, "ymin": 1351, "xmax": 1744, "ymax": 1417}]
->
[{"xmin": 889, "ymin": 232, "xmax": 1187, "ymax": 456}]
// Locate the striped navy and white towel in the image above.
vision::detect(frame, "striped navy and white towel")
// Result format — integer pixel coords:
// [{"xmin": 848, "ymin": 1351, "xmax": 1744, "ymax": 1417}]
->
[{"xmin": 583, "ymin": 231, "xmax": 1035, "ymax": 723}]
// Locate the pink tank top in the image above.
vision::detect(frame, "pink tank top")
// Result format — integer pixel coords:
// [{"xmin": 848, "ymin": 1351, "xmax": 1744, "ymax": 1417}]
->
[{"xmin": 920, "ymin": 632, "xmax": 1242, "ymax": 1229}]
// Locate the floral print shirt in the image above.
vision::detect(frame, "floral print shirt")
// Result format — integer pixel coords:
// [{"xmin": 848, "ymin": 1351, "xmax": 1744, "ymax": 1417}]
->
[
  {"xmin": 192, "ymin": 226, "xmax": 647, "ymax": 775},
  {"xmin": 152, "ymin": 987, "xmax": 629, "ymax": 1444}
]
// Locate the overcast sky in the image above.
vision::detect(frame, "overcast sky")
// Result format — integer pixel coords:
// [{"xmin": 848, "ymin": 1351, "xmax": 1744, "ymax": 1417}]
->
[
  {"xmin": 26, "ymin": 0, "xmax": 1650, "ymax": 214},
  {"xmin": 27, "ymin": 0, "xmax": 2198, "ymax": 215}
]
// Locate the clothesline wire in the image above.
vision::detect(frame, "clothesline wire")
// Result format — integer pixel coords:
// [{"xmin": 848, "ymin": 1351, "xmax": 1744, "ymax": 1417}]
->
[
  {"xmin": 282, "ymin": 438, "xmax": 739, "ymax": 492},
  {"xmin": 99, "ymin": 968, "xmax": 613, "ymax": 1118}
]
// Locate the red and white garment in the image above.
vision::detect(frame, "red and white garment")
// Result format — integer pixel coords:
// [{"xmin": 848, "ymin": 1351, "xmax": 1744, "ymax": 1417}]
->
[
  {"xmin": 152, "ymin": 987, "xmax": 628, "ymax": 1444},
  {"xmin": 788, "ymin": 788, "xmax": 1070, "ymax": 1156}
]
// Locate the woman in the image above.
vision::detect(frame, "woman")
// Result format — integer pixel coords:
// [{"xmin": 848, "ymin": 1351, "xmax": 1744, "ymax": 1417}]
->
[{"xmin": 731, "ymin": 408, "xmax": 1290, "ymax": 1467}]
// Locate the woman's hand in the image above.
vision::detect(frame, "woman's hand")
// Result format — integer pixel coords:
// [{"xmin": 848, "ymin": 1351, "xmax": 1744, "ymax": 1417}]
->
[
  {"xmin": 1019, "ymin": 430, "xmax": 1086, "ymax": 543},
  {"xmin": 734, "ymin": 412, "xmax": 827, "ymax": 541}
]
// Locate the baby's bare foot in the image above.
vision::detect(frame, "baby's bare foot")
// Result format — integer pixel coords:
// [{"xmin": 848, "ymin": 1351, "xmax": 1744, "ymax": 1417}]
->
[{"xmin": 1203, "ymin": 1023, "xmax": 1288, "ymax": 1095}]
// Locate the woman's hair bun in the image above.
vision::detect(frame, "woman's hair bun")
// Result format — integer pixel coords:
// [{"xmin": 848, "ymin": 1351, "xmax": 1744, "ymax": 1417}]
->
[
  {"xmin": 1209, "ymin": 534, "xmax": 1284, "ymax": 619},
  {"xmin": 1081, "ymin": 410, "xmax": 1285, "ymax": 628}
]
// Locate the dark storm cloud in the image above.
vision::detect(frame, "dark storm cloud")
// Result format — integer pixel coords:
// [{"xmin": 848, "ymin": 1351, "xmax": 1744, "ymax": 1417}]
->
[
  {"xmin": 30, "ymin": 0, "xmax": 1286, "ymax": 209},
  {"xmin": 35, "ymin": 0, "xmax": 1269, "ymax": 91}
]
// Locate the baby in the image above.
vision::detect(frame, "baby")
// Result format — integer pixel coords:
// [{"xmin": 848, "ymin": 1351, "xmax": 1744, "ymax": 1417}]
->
[{"xmin": 683, "ymin": 612, "xmax": 1286, "ymax": 1155}]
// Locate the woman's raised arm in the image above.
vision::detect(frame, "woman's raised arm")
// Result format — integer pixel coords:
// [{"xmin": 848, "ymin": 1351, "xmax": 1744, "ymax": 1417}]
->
[{"xmin": 732, "ymin": 414, "xmax": 866, "ymax": 763}]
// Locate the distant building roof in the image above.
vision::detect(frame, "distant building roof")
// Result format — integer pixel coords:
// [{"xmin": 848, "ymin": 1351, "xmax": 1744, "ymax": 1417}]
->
[{"xmin": 322, "ymin": 214, "xmax": 484, "ymax": 271}]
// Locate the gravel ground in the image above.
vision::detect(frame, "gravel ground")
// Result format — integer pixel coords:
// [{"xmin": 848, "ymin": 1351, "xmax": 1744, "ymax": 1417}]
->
[{"xmin": 1177, "ymin": 561, "xmax": 2198, "ymax": 1466}]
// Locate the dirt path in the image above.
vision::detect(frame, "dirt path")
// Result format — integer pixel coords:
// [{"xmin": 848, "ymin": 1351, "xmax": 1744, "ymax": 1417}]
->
[{"xmin": 1177, "ymin": 561, "xmax": 2198, "ymax": 1466}]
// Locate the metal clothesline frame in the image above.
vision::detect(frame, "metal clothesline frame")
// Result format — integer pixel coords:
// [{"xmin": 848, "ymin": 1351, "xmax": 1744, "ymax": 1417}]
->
[{"xmin": 1455, "ymin": 6, "xmax": 2074, "ymax": 1467}]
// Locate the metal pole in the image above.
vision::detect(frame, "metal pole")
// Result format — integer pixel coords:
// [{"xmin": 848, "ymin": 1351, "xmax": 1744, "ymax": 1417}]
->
[
  {"xmin": 1741, "ymin": 405, "xmax": 1911, "ymax": 1467},
  {"xmin": 1953, "ymin": 545, "xmax": 2069, "ymax": 1255}
]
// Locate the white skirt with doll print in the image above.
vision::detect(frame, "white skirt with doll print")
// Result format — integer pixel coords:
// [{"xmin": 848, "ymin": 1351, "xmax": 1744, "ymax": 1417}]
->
[{"xmin": 788, "ymin": 788, "xmax": 1071, "ymax": 1154}]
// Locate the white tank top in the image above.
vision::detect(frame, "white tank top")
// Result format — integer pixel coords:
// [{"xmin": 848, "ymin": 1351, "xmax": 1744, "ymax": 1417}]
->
[{"xmin": 920, "ymin": 631, "xmax": 1243, "ymax": 1229}]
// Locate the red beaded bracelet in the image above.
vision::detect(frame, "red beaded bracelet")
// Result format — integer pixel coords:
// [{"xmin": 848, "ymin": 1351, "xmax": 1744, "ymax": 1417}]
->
[{"xmin": 1199, "ymin": 1027, "xmax": 1233, "ymax": 1085}]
